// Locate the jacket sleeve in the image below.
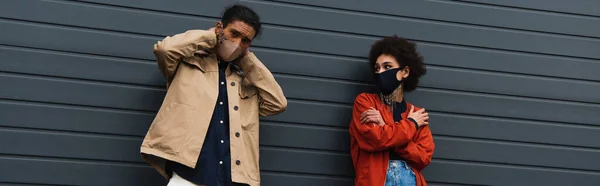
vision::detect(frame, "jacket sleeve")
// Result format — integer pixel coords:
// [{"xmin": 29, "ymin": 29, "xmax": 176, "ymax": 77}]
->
[
  {"xmin": 153, "ymin": 30, "xmax": 217, "ymax": 85},
  {"xmin": 394, "ymin": 125, "xmax": 435, "ymax": 171},
  {"xmin": 238, "ymin": 52, "xmax": 287, "ymax": 116},
  {"xmin": 349, "ymin": 94, "xmax": 417, "ymax": 152}
]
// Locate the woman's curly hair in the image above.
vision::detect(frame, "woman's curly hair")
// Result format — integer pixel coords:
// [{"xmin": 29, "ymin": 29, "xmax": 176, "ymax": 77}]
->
[{"xmin": 369, "ymin": 35, "xmax": 427, "ymax": 92}]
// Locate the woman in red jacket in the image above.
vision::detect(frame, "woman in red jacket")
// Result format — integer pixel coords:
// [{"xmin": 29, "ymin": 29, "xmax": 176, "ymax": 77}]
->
[{"xmin": 349, "ymin": 36, "xmax": 434, "ymax": 186}]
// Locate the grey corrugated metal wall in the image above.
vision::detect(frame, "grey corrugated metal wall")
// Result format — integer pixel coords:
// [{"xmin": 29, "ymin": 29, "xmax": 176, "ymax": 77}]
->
[{"xmin": 1, "ymin": 0, "xmax": 599, "ymax": 185}]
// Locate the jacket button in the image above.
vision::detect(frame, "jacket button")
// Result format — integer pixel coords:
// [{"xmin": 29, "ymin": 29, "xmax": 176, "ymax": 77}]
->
[
  {"xmin": 236, "ymin": 160, "xmax": 241, "ymax": 165},
  {"xmin": 234, "ymin": 106, "xmax": 239, "ymax": 111},
  {"xmin": 231, "ymin": 82, "xmax": 236, "ymax": 86},
  {"xmin": 235, "ymin": 132, "xmax": 240, "ymax": 137}
]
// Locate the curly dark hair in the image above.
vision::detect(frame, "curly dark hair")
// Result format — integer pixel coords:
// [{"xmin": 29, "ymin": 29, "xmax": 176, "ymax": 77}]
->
[{"xmin": 368, "ymin": 35, "xmax": 426, "ymax": 92}]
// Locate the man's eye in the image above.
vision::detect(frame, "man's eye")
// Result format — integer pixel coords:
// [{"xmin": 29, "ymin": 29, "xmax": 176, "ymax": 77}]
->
[{"xmin": 232, "ymin": 33, "xmax": 240, "ymax": 37}]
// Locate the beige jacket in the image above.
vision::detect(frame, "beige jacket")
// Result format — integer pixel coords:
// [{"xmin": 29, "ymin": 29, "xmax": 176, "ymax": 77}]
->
[{"xmin": 140, "ymin": 29, "xmax": 287, "ymax": 186}]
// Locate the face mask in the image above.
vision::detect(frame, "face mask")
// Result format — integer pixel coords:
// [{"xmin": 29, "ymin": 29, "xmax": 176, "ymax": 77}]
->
[
  {"xmin": 217, "ymin": 31, "xmax": 243, "ymax": 62},
  {"xmin": 375, "ymin": 68, "xmax": 403, "ymax": 95}
]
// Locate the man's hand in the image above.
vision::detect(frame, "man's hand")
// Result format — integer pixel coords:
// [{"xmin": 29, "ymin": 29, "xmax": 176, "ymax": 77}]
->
[
  {"xmin": 408, "ymin": 106, "xmax": 429, "ymax": 127},
  {"xmin": 360, "ymin": 107, "xmax": 385, "ymax": 126}
]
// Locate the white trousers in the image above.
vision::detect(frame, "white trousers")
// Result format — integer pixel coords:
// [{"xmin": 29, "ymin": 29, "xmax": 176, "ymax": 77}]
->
[{"xmin": 167, "ymin": 173, "xmax": 205, "ymax": 186}]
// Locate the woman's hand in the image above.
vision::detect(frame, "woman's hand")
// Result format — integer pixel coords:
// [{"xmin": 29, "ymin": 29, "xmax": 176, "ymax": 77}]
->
[
  {"xmin": 408, "ymin": 106, "xmax": 429, "ymax": 127},
  {"xmin": 360, "ymin": 107, "xmax": 385, "ymax": 126}
]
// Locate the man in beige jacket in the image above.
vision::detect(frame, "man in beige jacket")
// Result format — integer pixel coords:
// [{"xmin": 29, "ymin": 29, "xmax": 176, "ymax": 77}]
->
[{"xmin": 140, "ymin": 5, "xmax": 287, "ymax": 186}]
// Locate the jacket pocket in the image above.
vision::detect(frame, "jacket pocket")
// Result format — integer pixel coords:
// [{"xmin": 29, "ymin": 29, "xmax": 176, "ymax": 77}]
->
[
  {"xmin": 246, "ymin": 156, "xmax": 261, "ymax": 182},
  {"xmin": 243, "ymin": 129, "xmax": 261, "ymax": 182},
  {"xmin": 148, "ymin": 102, "xmax": 194, "ymax": 154},
  {"xmin": 238, "ymin": 79, "xmax": 258, "ymax": 99}
]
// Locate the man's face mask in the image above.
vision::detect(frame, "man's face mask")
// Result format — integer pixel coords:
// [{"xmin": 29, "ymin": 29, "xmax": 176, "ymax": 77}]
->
[
  {"xmin": 217, "ymin": 30, "xmax": 243, "ymax": 62},
  {"xmin": 375, "ymin": 68, "xmax": 404, "ymax": 95}
]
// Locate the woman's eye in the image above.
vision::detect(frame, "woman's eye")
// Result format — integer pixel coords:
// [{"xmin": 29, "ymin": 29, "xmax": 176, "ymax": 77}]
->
[{"xmin": 384, "ymin": 65, "xmax": 392, "ymax": 69}]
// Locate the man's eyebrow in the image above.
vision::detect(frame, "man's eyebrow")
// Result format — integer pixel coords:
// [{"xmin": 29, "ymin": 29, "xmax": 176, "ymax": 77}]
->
[{"xmin": 230, "ymin": 28, "xmax": 254, "ymax": 41}]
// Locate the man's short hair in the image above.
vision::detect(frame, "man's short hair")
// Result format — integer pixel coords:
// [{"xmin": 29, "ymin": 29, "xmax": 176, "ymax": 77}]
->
[{"xmin": 221, "ymin": 4, "xmax": 262, "ymax": 37}]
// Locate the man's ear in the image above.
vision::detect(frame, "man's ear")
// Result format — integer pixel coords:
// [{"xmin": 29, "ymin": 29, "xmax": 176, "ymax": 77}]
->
[{"xmin": 215, "ymin": 21, "xmax": 223, "ymax": 34}]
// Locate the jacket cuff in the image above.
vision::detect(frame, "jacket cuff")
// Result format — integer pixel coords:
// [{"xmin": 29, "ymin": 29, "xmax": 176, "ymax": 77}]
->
[{"xmin": 408, "ymin": 118, "xmax": 419, "ymax": 129}]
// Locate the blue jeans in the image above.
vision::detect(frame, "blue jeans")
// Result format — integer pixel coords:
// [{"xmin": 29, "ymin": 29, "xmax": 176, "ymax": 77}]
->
[{"xmin": 384, "ymin": 160, "xmax": 416, "ymax": 186}]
